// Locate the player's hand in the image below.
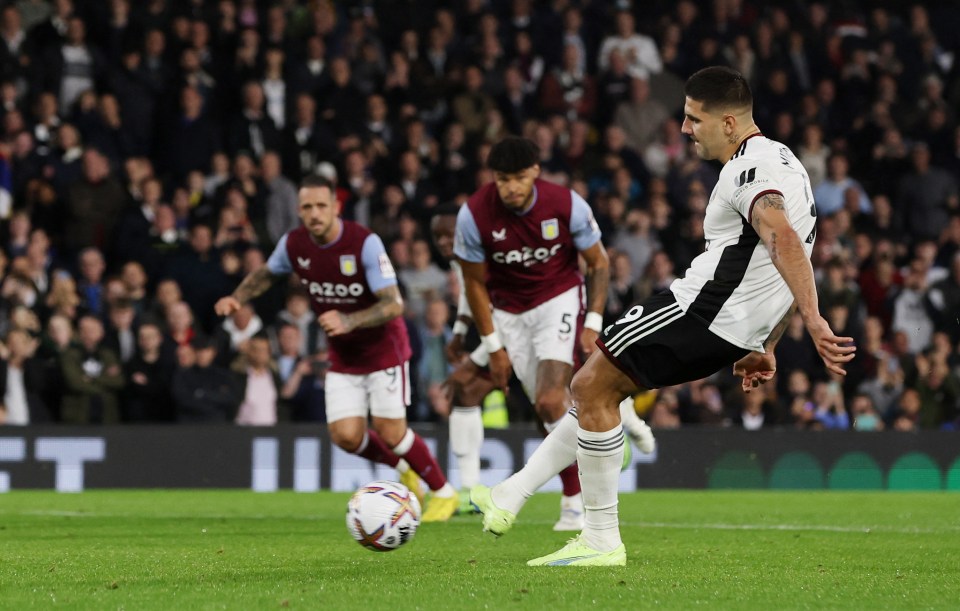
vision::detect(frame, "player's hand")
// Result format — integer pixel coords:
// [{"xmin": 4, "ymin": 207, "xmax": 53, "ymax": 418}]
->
[
  {"xmin": 805, "ymin": 315, "xmax": 856, "ymax": 376},
  {"xmin": 445, "ymin": 334, "xmax": 466, "ymax": 364},
  {"xmin": 318, "ymin": 310, "xmax": 355, "ymax": 337},
  {"xmin": 579, "ymin": 328, "xmax": 599, "ymax": 358},
  {"xmin": 488, "ymin": 348, "xmax": 512, "ymax": 392},
  {"xmin": 733, "ymin": 351, "xmax": 776, "ymax": 394},
  {"xmin": 214, "ymin": 296, "xmax": 241, "ymax": 317}
]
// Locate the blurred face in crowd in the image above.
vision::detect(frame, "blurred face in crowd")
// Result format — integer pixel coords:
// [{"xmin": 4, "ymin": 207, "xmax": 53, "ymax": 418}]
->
[
  {"xmin": 298, "ymin": 184, "xmax": 340, "ymax": 244},
  {"xmin": 430, "ymin": 214, "xmax": 457, "ymax": 260},
  {"xmin": 246, "ymin": 337, "xmax": 271, "ymax": 369},
  {"xmin": 137, "ymin": 323, "xmax": 163, "ymax": 355},
  {"xmin": 277, "ymin": 325, "xmax": 301, "ymax": 356},
  {"xmin": 78, "ymin": 316, "xmax": 104, "ymax": 350}
]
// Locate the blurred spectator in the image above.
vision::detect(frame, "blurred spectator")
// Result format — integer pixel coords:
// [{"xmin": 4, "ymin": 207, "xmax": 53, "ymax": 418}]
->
[
  {"xmin": 261, "ymin": 150, "xmax": 298, "ymax": 244},
  {"xmin": 399, "ymin": 238, "xmax": 447, "ymax": 321},
  {"xmin": 102, "ymin": 298, "xmax": 137, "ymax": 364},
  {"xmin": 811, "ymin": 379, "xmax": 850, "ymax": 430},
  {"xmin": 614, "ymin": 77, "xmax": 670, "ymax": 154},
  {"xmin": 172, "ymin": 336, "xmax": 241, "ymax": 423},
  {"xmin": 813, "ymin": 153, "xmax": 872, "ymax": 217},
  {"xmin": 280, "ymin": 348, "xmax": 328, "ymax": 423},
  {"xmin": 598, "ymin": 10, "xmax": 661, "ymax": 81},
  {"xmin": 891, "ymin": 259, "xmax": 935, "ymax": 355},
  {"xmin": 0, "ymin": 328, "xmax": 50, "ymax": 424},
  {"xmin": 233, "ymin": 333, "xmax": 281, "ymax": 426},
  {"xmin": 122, "ymin": 321, "xmax": 174, "ymax": 422},
  {"xmin": 850, "ymin": 393, "xmax": 884, "ymax": 431},
  {"xmin": 897, "ymin": 143, "xmax": 959, "ymax": 243},
  {"xmin": 60, "ymin": 314, "xmax": 124, "ymax": 424},
  {"xmin": 64, "ymin": 149, "xmax": 126, "ymax": 255}
]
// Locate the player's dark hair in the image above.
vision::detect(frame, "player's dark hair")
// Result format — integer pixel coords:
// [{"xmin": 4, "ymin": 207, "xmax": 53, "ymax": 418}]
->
[
  {"xmin": 487, "ymin": 136, "xmax": 539, "ymax": 173},
  {"xmin": 684, "ymin": 66, "xmax": 752, "ymax": 113},
  {"xmin": 300, "ymin": 173, "xmax": 336, "ymax": 191}
]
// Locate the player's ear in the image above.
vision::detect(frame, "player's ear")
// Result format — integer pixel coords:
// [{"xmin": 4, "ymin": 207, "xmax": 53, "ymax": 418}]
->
[{"xmin": 530, "ymin": 163, "xmax": 541, "ymax": 178}]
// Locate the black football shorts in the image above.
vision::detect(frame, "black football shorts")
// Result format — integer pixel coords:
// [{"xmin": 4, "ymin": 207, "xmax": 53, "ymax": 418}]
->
[{"xmin": 596, "ymin": 291, "xmax": 749, "ymax": 389}]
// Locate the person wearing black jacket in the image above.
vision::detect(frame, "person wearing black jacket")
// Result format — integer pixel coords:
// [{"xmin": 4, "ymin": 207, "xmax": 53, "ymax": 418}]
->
[{"xmin": 171, "ymin": 335, "xmax": 241, "ymax": 423}]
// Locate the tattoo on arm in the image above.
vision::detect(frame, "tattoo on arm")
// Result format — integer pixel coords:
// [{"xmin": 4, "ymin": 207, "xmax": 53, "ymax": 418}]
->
[
  {"xmin": 752, "ymin": 193, "xmax": 786, "ymax": 259},
  {"xmin": 764, "ymin": 302, "xmax": 797, "ymax": 350},
  {"xmin": 232, "ymin": 267, "xmax": 278, "ymax": 304},
  {"xmin": 346, "ymin": 285, "xmax": 403, "ymax": 330}
]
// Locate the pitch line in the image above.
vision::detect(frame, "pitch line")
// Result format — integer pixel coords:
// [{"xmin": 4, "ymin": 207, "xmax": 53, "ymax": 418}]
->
[{"xmin": 11, "ymin": 511, "xmax": 960, "ymax": 534}]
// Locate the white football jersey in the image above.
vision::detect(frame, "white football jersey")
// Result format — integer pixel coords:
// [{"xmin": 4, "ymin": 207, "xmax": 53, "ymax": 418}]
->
[{"xmin": 670, "ymin": 134, "xmax": 818, "ymax": 352}]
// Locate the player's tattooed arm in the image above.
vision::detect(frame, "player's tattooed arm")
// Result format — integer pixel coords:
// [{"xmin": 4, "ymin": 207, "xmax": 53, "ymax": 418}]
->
[
  {"xmin": 232, "ymin": 267, "xmax": 278, "ymax": 303},
  {"xmin": 751, "ymin": 192, "xmax": 786, "ymax": 255},
  {"xmin": 342, "ymin": 284, "xmax": 404, "ymax": 331}
]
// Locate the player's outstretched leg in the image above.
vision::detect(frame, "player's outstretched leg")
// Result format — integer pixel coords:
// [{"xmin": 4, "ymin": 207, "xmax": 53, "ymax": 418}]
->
[
  {"xmin": 471, "ymin": 405, "xmax": 580, "ymax": 536},
  {"xmin": 527, "ymin": 352, "xmax": 635, "ymax": 567}
]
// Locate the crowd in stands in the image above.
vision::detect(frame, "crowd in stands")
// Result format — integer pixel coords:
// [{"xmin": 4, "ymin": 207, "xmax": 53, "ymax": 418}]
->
[{"xmin": 0, "ymin": 0, "xmax": 957, "ymax": 432}]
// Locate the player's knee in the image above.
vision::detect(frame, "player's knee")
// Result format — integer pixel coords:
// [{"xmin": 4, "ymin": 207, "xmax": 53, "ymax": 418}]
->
[
  {"xmin": 373, "ymin": 422, "xmax": 407, "ymax": 448},
  {"xmin": 534, "ymin": 387, "xmax": 568, "ymax": 421},
  {"xmin": 330, "ymin": 428, "xmax": 364, "ymax": 453},
  {"xmin": 570, "ymin": 368, "xmax": 599, "ymax": 412}
]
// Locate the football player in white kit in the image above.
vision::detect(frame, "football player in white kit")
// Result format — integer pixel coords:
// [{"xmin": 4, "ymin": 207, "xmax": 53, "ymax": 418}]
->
[{"xmin": 474, "ymin": 66, "xmax": 856, "ymax": 566}]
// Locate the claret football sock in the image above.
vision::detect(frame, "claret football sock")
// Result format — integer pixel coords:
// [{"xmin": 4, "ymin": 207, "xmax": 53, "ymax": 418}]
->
[
  {"xmin": 393, "ymin": 428, "xmax": 449, "ymax": 493},
  {"xmin": 355, "ymin": 429, "xmax": 401, "ymax": 468},
  {"xmin": 577, "ymin": 425, "xmax": 624, "ymax": 553},
  {"xmin": 492, "ymin": 409, "xmax": 579, "ymax": 515}
]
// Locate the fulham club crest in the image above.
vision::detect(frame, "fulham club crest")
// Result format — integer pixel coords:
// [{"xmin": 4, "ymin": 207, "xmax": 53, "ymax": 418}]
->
[
  {"xmin": 340, "ymin": 254, "xmax": 357, "ymax": 276},
  {"xmin": 541, "ymin": 218, "xmax": 559, "ymax": 240}
]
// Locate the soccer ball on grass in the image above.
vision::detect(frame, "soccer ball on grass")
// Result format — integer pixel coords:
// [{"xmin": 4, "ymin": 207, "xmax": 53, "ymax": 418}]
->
[{"xmin": 346, "ymin": 480, "xmax": 421, "ymax": 551}]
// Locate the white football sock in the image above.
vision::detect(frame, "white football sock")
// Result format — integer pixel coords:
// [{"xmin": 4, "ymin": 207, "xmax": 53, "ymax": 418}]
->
[
  {"xmin": 492, "ymin": 407, "xmax": 579, "ymax": 515},
  {"xmin": 577, "ymin": 424, "xmax": 624, "ymax": 552},
  {"xmin": 450, "ymin": 406, "xmax": 484, "ymax": 489}
]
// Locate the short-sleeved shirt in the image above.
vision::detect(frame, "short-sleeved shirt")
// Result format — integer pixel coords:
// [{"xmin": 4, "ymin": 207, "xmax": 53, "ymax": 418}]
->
[
  {"xmin": 670, "ymin": 134, "xmax": 818, "ymax": 352},
  {"xmin": 454, "ymin": 179, "xmax": 601, "ymax": 313},
  {"xmin": 267, "ymin": 221, "xmax": 411, "ymax": 374}
]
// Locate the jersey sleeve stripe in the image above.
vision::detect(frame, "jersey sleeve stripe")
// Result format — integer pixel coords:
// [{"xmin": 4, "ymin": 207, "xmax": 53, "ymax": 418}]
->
[{"xmin": 747, "ymin": 189, "xmax": 784, "ymax": 225}]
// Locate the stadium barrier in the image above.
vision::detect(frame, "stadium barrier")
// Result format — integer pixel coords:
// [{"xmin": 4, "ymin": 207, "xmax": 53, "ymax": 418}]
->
[{"xmin": 1, "ymin": 426, "xmax": 958, "ymax": 492}]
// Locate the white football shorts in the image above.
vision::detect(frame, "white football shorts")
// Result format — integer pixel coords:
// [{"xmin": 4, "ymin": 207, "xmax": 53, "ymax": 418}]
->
[
  {"xmin": 324, "ymin": 361, "xmax": 411, "ymax": 422},
  {"xmin": 492, "ymin": 285, "xmax": 580, "ymax": 400}
]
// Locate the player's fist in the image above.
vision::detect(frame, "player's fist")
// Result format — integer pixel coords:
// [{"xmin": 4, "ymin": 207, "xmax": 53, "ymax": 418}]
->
[
  {"xmin": 214, "ymin": 296, "xmax": 242, "ymax": 317},
  {"xmin": 579, "ymin": 328, "xmax": 599, "ymax": 358},
  {"xmin": 319, "ymin": 310, "xmax": 355, "ymax": 337}
]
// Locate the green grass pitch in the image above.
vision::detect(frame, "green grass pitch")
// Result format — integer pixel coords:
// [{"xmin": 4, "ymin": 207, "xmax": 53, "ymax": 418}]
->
[{"xmin": 2, "ymin": 490, "xmax": 959, "ymax": 609}]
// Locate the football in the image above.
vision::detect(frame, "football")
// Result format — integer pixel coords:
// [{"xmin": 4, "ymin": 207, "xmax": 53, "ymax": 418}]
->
[{"xmin": 346, "ymin": 480, "xmax": 421, "ymax": 551}]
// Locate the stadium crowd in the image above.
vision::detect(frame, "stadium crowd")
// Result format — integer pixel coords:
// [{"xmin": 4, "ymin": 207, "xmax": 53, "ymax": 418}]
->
[{"xmin": 0, "ymin": 0, "xmax": 957, "ymax": 431}]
